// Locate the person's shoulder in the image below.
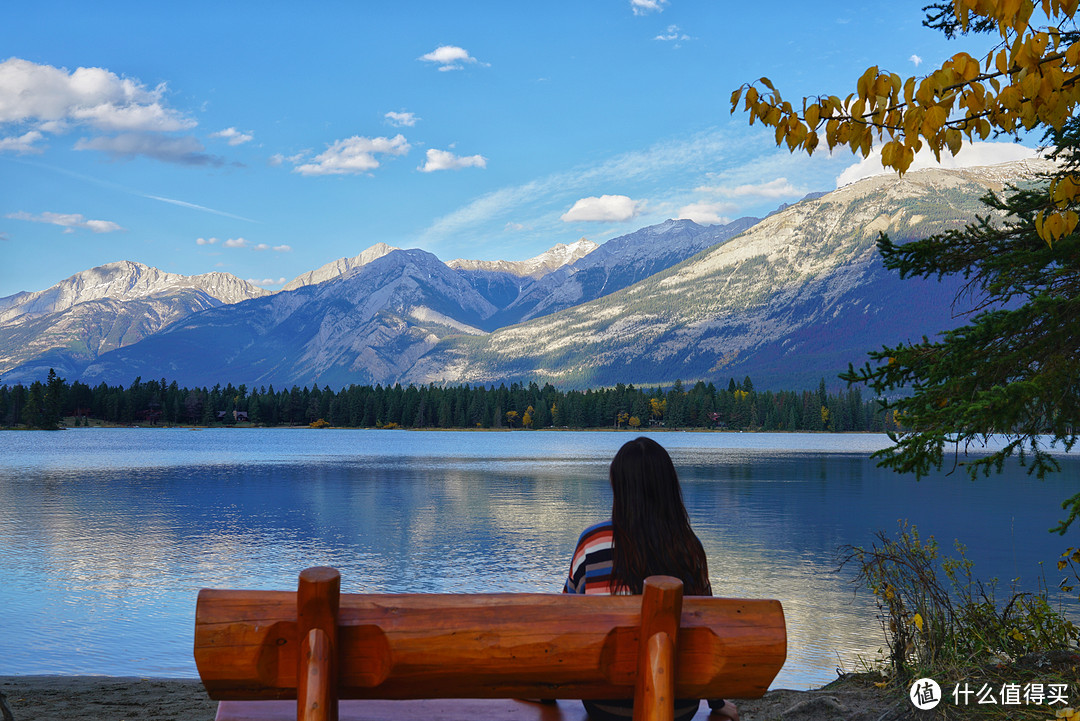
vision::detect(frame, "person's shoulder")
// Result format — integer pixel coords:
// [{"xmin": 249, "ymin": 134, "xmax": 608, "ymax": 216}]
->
[{"xmin": 576, "ymin": 519, "xmax": 613, "ymax": 544}]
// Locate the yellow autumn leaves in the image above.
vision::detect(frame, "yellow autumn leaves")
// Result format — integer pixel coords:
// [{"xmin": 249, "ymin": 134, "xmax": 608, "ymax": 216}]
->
[{"xmin": 732, "ymin": 0, "xmax": 1080, "ymax": 245}]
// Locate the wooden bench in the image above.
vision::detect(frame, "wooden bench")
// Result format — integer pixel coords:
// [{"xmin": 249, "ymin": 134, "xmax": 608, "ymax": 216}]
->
[{"xmin": 194, "ymin": 567, "xmax": 786, "ymax": 721}]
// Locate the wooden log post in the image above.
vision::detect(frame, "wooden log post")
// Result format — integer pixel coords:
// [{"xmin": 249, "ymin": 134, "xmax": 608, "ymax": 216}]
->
[
  {"xmin": 297, "ymin": 567, "xmax": 341, "ymax": 721},
  {"xmin": 633, "ymin": 576, "xmax": 683, "ymax": 721}
]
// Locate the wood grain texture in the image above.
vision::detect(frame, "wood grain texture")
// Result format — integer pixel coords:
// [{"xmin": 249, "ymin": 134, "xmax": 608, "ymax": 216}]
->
[
  {"xmin": 299, "ymin": 629, "xmax": 330, "ymax": 721},
  {"xmin": 632, "ymin": 578, "xmax": 681, "ymax": 721},
  {"xmin": 297, "ymin": 569, "xmax": 339, "ymax": 721},
  {"xmin": 195, "ymin": 569, "xmax": 786, "ymax": 706}
]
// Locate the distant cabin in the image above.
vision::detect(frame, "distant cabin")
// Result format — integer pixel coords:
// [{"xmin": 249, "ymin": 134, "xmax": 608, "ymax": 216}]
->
[{"xmin": 216, "ymin": 410, "xmax": 249, "ymax": 422}]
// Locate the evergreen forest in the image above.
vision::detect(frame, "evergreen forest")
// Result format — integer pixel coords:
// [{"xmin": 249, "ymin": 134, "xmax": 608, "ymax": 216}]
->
[{"xmin": 1, "ymin": 370, "xmax": 896, "ymax": 433}]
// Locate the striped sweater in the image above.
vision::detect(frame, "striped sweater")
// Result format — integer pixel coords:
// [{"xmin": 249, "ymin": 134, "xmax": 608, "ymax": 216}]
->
[
  {"xmin": 563, "ymin": 519, "xmax": 702, "ymax": 721},
  {"xmin": 564, "ymin": 520, "xmax": 618, "ymax": 595}
]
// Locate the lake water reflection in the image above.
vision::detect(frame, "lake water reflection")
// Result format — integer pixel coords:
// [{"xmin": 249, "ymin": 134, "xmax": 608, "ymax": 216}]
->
[{"xmin": 0, "ymin": 429, "xmax": 1076, "ymax": 688}]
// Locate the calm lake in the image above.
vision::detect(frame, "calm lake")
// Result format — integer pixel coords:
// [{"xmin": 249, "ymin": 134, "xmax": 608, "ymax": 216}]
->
[{"xmin": 0, "ymin": 428, "xmax": 1076, "ymax": 689}]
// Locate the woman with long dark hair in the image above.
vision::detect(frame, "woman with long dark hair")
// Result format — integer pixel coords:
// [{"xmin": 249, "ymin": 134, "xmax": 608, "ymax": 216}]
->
[{"xmin": 564, "ymin": 437, "xmax": 738, "ymax": 721}]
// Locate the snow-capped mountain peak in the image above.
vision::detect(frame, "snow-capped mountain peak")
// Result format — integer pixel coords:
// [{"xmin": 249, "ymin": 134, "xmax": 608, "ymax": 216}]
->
[{"xmin": 447, "ymin": 238, "xmax": 599, "ymax": 278}]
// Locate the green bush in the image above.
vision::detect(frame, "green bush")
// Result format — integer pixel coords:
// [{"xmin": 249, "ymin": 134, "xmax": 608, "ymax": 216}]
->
[{"xmin": 840, "ymin": 522, "xmax": 1080, "ymax": 683}]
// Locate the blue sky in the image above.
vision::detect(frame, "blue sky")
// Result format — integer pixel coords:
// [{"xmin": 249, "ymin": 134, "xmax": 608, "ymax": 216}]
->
[{"xmin": 0, "ymin": 1, "xmax": 1040, "ymax": 298}]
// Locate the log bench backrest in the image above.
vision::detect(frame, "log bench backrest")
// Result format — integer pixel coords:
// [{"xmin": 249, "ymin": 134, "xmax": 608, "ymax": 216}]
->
[{"xmin": 195, "ymin": 568, "xmax": 786, "ymax": 720}]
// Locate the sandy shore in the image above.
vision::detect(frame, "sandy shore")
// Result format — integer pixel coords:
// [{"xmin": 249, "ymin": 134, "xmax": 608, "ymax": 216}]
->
[
  {"xmin": 0, "ymin": 674, "xmax": 903, "ymax": 721},
  {"xmin": 0, "ymin": 676, "xmax": 218, "ymax": 721}
]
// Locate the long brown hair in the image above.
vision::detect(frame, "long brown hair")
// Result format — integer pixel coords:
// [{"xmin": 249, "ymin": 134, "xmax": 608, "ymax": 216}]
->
[{"xmin": 609, "ymin": 437, "xmax": 711, "ymax": 595}]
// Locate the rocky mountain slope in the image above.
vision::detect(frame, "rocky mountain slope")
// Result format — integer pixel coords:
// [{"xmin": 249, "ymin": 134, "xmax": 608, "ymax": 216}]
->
[
  {"xmin": 490, "ymin": 217, "xmax": 761, "ymax": 326},
  {"xmin": 280, "ymin": 242, "xmax": 398, "ymax": 291},
  {"xmin": 0, "ymin": 262, "xmax": 268, "ymax": 383},
  {"xmin": 78, "ymin": 249, "xmax": 502, "ymax": 389},
  {"xmin": 447, "ymin": 238, "xmax": 598, "ymax": 278},
  {"xmin": 4, "ymin": 215, "xmax": 754, "ymax": 387},
  {"xmin": 402, "ymin": 159, "xmax": 1054, "ymax": 389},
  {"xmin": 1, "ymin": 158, "xmax": 1053, "ymax": 391}
]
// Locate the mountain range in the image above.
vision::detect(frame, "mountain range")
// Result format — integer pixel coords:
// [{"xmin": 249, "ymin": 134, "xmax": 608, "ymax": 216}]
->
[{"xmin": 0, "ymin": 157, "xmax": 1054, "ymax": 390}]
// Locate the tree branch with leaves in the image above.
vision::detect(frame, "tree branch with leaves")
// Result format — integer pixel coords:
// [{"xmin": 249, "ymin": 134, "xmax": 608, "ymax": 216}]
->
[
  {"xmin": 733, "ymin": 0, "xmax": 1080, "ymax": 244},
  {"xmin": 735, "ymin": 0, "xmax": 1080, "ymax": 532}
]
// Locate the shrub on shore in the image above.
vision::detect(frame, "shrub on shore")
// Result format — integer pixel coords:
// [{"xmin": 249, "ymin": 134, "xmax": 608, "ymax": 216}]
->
[{"xmin": 840, "ymin": 523, "xmax": 1080, "ymax": 718}]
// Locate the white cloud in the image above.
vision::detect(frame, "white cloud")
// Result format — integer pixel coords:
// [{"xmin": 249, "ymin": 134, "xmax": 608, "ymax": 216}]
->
[
  {"xmin": 676, "ymin": 201, "xmax": 738, "ymax": 225},
  {"xmin": 269, "ymin": 151, "xmax": 306, "ymax": 167},
  {"xmin": 836, "ymin": 141, "xmax": 1041, "ymax": 187},
  {"xmin": 419, "ymin": 148, "xmax": 487, "ymax": 172},
  {"xmin": 421, "ymin": 129, "xmax": 734, "ymax": 243},
  {"xmin": 561, "ymin": 195, "xmax": 643, "ymax": 222},
  {"xmin": 6, "ymin": 210, "xmax": 124, "ymax": 233},
  {"xmin": 697, "ymin": 177, "xmax": 807, "ymax": 199},
  {"xmin": 504, "ymin": 222, "xmax": 527, "ymax": 232},
  {"xmin": 211, "ymin": 127, "xmax": 253, "ymax": 145},
  {"xmin": 0, "ymin": 130, "xmax": 44, "ymax": 154},
  {"xmin": 631, "ymin": 0, "xmax": 667, "ymax": 15},
  {"xmin": 211, "ymin": 237, "xmax": 290, "ymax": 252},
  {"xmin": 293, "ymin": 134, "xmax": 410, "ymax": 176},
  {"xmin": 247, "ymin": 277, "xmax": 287, "ymax": 287},
  {"xmin": 75, "ymin": 132, "xmax": 224, "ymax": 166},
  {"xmin": 385, "ymin": 111, "xmax": 418, "ymax": 127},
  {"xmin": 418, "ymin": 45, "xmax": 487, "ymax": 71},
  {"xmin": 910, "ymin": 54, "xmax": 923, "ymax": 67},
  {"xmin": 0, "ymin": 57, "xmax": 193, "ymax": 132},
  {"xmin": 655, "ymin": 24, "xmax": 689, "ymax": 42}
]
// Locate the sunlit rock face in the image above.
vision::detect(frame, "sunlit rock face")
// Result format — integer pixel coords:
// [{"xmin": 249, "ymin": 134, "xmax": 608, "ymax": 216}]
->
[
  {"xmin": 2, "ymin": 158, "xmax": 1055, "ymax": 389},
  {"xmin": 405, "ymin": 159, "xmax": 1055, "ymax": 390},
  {"xmin": 0, "ymin": 262, "xmax": 269, "ymax": 383}
]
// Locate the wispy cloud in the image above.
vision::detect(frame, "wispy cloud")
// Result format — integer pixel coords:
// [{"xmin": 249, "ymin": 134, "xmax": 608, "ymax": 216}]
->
[
  {"xmin": 677, "ymin": 176, "xmax": 808, "ymax": 223},
  {"xmin": 146, "ymin": 194, "xmax": 257, "ymax": 222},
  {"xmin": 418, "ymin": 46, "xmax": 488, "ymax": 72},
  {"xmin": 836, "ymin": 141, "xmax": 1040, "ymax": 186},
  {"xmin": 561, "ymin": 195, "xmax": 643, "ymax": 222},
  {"xmin": 910, "ymin": 54, "xmax": 923, "ymax": 67},
  {"xmin": 211, "ymin": 127, "xmax": 253, "ymax": 145},
  {"xmin": 247, "ymin": 277, "xmax": 287, "ymax": 287},
  {"xmin": 631, "ymin": 0, "xmax": 667, "ymax": 15},
  {"xmin": 0, "ymin": 130, "xmax": 44, "ymax": 154},
  {"xmin": 419, "ymin": 148, "xmax": 487, "ymax": 172},
  {"xmin": 420, "ymin": 129, "xmax": 733, "ymax": 243},
  {"xmin": 676, "ymin": 201, "xmax": 738, "ymax": 225},
  {"xmin": 695, "ymin": 177, "xmax": 808, "ymax": 199},
  {"xmin": 12, "ymin": 157, "xmax": 259, "ymax": 222},
  {"xmin": 385, "ymin": 111, "xmax": 419, "ymax": 127},
  {"xmin": 75, "ymin": 133, "xmax": 225, "ymax": 166},
  {"xmin": 292, "ymin": 134, "xmax": 410, "ymax": 175},
  {"xmin": 6, "ymin": 210, "xmax": 124, "ymax": 233},
  {"xmin": 204, "ymin": 236, "xmax": 291, "ymax": 251},
  {"xmin": 655, "ymin": 24, "xmax": 690, "ymax": 44}
]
